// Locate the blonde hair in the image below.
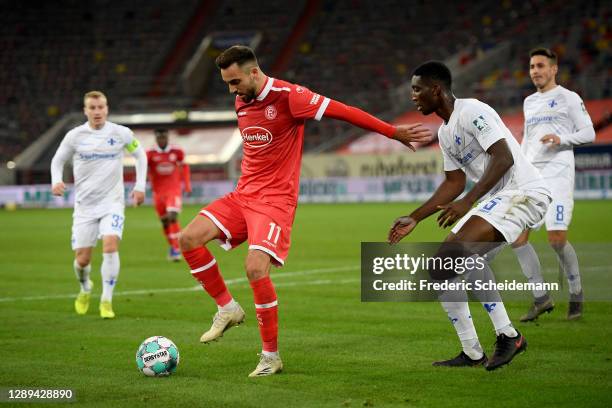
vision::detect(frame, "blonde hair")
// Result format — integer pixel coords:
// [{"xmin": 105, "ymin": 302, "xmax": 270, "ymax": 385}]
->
[{"xmin": 83, "ymin": 90, "xmax": 107, "ymax": 106}]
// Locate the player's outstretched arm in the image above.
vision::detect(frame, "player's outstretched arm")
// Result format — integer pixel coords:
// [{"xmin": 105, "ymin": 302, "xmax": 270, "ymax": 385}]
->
[
  {"xmin": 437, "ymin": 139, "xmax": 513, "ymax": 228},
  {"xmin": 322, "ymin": 100, "xmax": 432, "ymax": 149},
  {"xmin": 392, "ymin": 123, "xmax": 433, "ymax": 151},
  {"xmin": 388, "ymin": 169, "xmax": 465, "ymax": 244}
]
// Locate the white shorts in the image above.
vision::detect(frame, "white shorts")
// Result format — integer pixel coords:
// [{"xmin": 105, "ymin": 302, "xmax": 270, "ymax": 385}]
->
[
  {"xmin": 452, "ymin": 190, "xmax": 551, "ymax": 243},
  {"xmin": 543, "ymin": 195, "xmax": 574, "ymax": 231},
  {"xmin": 71, "ymin": 203, "xmax": 125, "ymax": 250}
]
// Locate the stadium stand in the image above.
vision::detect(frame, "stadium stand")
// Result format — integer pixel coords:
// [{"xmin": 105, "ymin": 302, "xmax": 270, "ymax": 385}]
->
[
  {"xmin": 470, "ymin": 0, "xmax": 610, "ymax": 109},
  {"xmin": 0, "ymin": 0, "xmax": 200, "ymax": 162},
  {"xmin": 0, "ymin": 0, "xmax": 609, "ymax": 164}
]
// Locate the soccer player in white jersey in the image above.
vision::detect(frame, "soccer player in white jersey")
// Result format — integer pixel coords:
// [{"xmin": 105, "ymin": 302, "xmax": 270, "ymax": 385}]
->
[
  {"xmin": 51, "ymin": 91, "xmax": 147, "ymax": 318},
  {"xmin": 509, "ymin": 48, "xmax": 595, "ymax": 321},
  {"xmin": 388, "ymin": 61, "xmax": 552, "ymax": 370}
]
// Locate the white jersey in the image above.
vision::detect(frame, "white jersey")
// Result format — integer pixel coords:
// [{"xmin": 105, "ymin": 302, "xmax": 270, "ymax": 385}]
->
[
  {"xmin": 438, "ymin": 98, "xmax": 550, "ymax": 198},
  {"xmin": 522, "ymin": 85, "xmax": 594, "ymax": 195},
  {"xmin": 51, "ymin": 121, "xmax": 146, "ymax": 216}
]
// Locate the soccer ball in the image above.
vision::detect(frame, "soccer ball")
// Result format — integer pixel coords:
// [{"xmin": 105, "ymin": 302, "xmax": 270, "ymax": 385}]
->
[{"xmin": 135, "ymin": 336, "xmax": 179, "ymax": 377}]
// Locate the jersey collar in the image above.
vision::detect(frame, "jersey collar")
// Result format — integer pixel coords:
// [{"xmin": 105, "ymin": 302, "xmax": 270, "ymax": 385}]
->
[
  {"xmin": 256, "ymin": 76, "xmax": 274, "ymax": 102},
  {"xmin": 538, "ymin": 84, "xmax": 560, "ymax": 95},
  {"xmin": 154, "ymin": 145, "xmax": 170, "ymax": 153}
]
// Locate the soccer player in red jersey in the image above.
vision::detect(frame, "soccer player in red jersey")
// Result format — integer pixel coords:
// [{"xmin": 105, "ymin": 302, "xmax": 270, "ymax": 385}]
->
[
  {"xmin": 147, "ymin": 128, "xmax": 191, "ymax": 261},
  {"xmin": 179, "ymin": 45, "xmax": 431, "ymax": 377}
]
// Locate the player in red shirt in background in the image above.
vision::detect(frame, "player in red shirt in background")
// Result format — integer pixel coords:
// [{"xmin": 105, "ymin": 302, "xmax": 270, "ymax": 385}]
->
[
  {"xmin": 179, "ymin": 45, "xmax": 431, "ymax": 377},
  {"xmin": 147, "ymin": 128, "xmax": 191, "ymax": 261}
]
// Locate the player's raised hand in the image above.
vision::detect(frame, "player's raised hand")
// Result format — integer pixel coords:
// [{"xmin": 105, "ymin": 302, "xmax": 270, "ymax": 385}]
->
[
  {"xmin": 540, "ymin": 133, "xmax": 560, "ymax": 146},
  {"xmin": 392, "ymin": 123, "xmax": 433, "ymax": 151},
  {"xmin": 388, "ymin": 216, "xmax": 418, "ymax": 244},
  {"xmin": 51, "ymin": 182, "xmax": 65, "ymax": 196},
  {"xmin": 131, "ymin": 190, "xmax": 145, "ymax": 206},
  {"xmin": 436, "ymin": 198, "xmax": 472, "ymax": 228}
]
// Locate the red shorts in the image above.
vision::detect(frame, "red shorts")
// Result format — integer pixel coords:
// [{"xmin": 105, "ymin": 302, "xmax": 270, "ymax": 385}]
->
[
  {"xmin": 154, "ymin": 194, "xmax": 183, "ymax": 217},
  {"xmin": 200, "ymin": 192, "xmax": 296, "ymax": 266}
]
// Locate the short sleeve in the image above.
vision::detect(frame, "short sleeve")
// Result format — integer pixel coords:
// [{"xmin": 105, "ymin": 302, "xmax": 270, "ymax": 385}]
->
[
  {"xmin": 463, "ymin": 109, "xmax": 505, "ymax": 152},
  {"xmin": 123, "ymin": 129, "xmax": 141, "ymax": 153},
  {"xmin": 288, "ymin": 84, "xmax": 330, "ymax": 121},
  {"xmin": 567, "ymin": 92, "xmax": 593, "ymax": 131}
]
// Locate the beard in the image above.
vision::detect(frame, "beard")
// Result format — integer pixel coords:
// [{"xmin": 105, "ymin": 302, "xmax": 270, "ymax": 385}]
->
[{"xmin": 239, "ymin": 88, "xmax": 257, "ymax": 103}]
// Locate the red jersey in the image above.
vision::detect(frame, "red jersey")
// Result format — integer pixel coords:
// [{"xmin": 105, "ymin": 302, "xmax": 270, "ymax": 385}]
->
[
  {"xmin": 235, "ymin": 77, "xmax": 331, "ymax": 207},
  {"xmin": 147, "ymin": 145, "xmax": 191, "ymax": 196}
]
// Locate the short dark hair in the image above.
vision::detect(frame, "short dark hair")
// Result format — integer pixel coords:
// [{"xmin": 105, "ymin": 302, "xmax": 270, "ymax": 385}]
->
[
  {"xmin": 154, "ymin": 128, "xmax": 168, "ymax": 136},
  {"xmin": 215, "ymin": 45, "xmax": 259, "ymax": 69},
  {"xmin": 412, "ymin": 61, "xmax": 452, "ymax": 90},
  {"xmin": 529, "ymin": 47, "xmax": 557, "ymax": 64}
]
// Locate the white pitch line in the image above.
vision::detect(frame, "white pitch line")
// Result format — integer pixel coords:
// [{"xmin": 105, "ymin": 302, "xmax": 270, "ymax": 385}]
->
[{"xmin": 0, "ymin": 265, "xmax": 360, "ymax": 303}]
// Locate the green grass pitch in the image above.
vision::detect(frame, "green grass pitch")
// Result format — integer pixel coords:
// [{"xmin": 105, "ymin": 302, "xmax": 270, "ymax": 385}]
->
[{"xmin": 1, "ymin": 201, "xmax": 611, "ymax": 407}]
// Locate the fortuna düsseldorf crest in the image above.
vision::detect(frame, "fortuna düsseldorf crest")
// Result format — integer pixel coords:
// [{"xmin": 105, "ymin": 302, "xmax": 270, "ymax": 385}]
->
[{"xmin": 265, "ymin": 105, "xmax": 277, "ymax": 120}]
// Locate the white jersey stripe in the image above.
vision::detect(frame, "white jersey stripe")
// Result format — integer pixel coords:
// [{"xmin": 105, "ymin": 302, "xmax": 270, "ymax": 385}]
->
[
  {"xmin": 249, "ymin": 244, "xmax": 285, "ymax": 265},
  {"xmin": 270, "ymin": 86, "xmax": 291, "ymax": 92},
  {"xmin": 256, "ymin": 77, "xmax": 275, "ymax": 101},
  {"xmin": 201, "ymin": 210, "xmax": 233, "ymax": 250},
  {"xmin": 255, "ymin": 300, "xmax": 278, "ymax": 309},
  {"xmin": 191, "ymin": 258, "xmax": 217, "ymax": 274},
  {"xmin": 315, "ymin": 97, "xmax": 330, "ymax": 121}
]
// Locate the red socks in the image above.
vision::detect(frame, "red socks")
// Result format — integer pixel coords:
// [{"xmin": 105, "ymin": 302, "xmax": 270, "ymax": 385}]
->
[
  {"xmin": 250, "ymin": 276, "xmax": 278, "ymax": 352},
  {"xmin": 163, "ymin": 222, "xmax": 181, "ymax": 251},
  {"xmin": 183, "ymin": 247, "xmax": 232, "ymax": 307},
  {"xmin": 184, "ymin": 246, "xmax": 278, "ymax": 353}
]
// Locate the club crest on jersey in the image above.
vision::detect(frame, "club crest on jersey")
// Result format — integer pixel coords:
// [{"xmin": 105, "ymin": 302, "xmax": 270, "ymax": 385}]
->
[
  {"xmin": 265, "ymin": 105, "xmax": 277, "ymax": 120},
  {"xmin": 241, "ymin": 126, "xmax": 273, "ymax": 148},
  {"xmin": 169, "ymin": 153, "xmax": 176, "ymax": 161}
]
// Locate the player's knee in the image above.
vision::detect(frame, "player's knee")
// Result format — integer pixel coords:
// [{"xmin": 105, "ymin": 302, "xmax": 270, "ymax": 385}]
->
[
  {"xmin": 160, "ymin": 216, "xmax": 170, "ymax": 228},
  {"xmin": 245, "ymin": 252, "xmax": 270, "ymax": 281},
  {"xmin": 178, "ymin": 225, "xmax": 209, "ymax": 252},
  {"xmin": 75, "ymin": 252, "xmax": 91, "ymax": 267},
  {"xmin": 548, "ymin": 231, "xmax": 567, "ymax": 251},
  {"xmin": 511, "ymin": 230, "xmax": 530, "ymax": 248},
  {"xmin": 428, "ymin": 244, "xmax": 470, "ymax": 281},
  {"xmin": 167, "ymin": 212, "xmax": 178, "ymax": 223},
  {"xmin": 102, "ymin": 236, "xmax": 120, "ymax": 253},
  {"xmin": 178, "ymin": 229, "xmax": 196, "ymax": 252},
  {"xmin": 245, "ymin": 264, "xmax": 268, "ymax": 281}
]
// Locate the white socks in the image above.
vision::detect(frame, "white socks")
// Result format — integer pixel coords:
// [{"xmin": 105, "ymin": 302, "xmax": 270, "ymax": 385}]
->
[
  {"xmin": 219, "ymin": 299, "xmax": 239, "ymax": 312},
  {"xmin": 554, "ymin": 242, "xmax": 582, "ymax": 295},
  {"xmin": 101, "ymin": 252, "xmax": 120, "ymax": 302},
  {"xmin": 262, "ymin": 350, "xmax": 279, "ymax": 358},
  {"xmin": 513, "ymin": 243, "xmax": 547, "ymax": 298},
  {"xmin": 481, "ymin": 301, "xmax": 518, "ymax": 337},
  {"xmin": 74, "ymin": 259, "xmax": 92, "ymax": 292},
  {"xmin": 441, "ymin": 302, "xmax": 484, "ymax": 360}
]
